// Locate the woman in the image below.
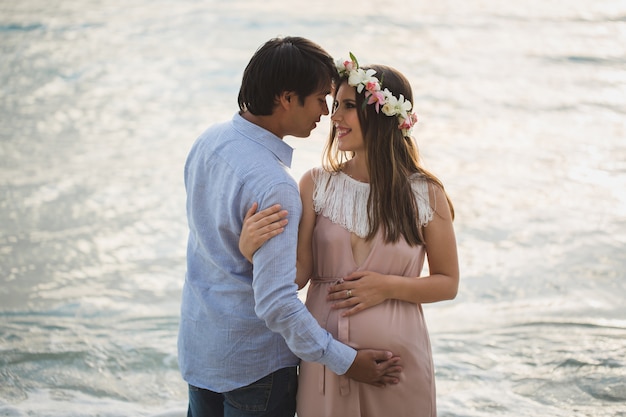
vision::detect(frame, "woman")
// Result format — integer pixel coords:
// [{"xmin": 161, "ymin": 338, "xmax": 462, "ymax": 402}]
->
[{"xmin": 240, "ymin": 54, "xmax": 459, "ymax": 417}]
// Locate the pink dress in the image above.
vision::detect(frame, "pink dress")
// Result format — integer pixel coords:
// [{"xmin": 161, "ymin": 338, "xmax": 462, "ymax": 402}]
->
[{"xmin": 296, "ymin": 169, "xmax": 436, "ymax": 417}]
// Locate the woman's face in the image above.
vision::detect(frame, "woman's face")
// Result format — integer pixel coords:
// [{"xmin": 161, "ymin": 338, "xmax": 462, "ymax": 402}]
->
[{"xmin": 331, "ymin": 83, "xmax": 364, "ymax": 153}]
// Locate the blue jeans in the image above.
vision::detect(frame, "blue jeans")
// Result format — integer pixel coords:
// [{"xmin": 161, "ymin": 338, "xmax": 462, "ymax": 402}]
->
[{"xmin": 187, "ymin": 367, "xmax": 298, "ymax": 417}]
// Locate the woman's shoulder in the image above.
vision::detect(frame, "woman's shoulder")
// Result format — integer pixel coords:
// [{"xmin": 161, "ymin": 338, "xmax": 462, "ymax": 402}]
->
[
  {"xmin": 408, "ymin": 172, "xmax": 438, "ymax": 227},
  {"xmin": 409, "ymin": 172, "xmax": 445, "ymax": 191},
  {"xmin": 306, "ymin": 165, "xmax": 332, "ymax": 177},
  {"xmin": 408, "ymin": 172, "xmax": 430, "ymax": 193},
  {"xmin": 299, "ymin": 167, "xmax": 333, "ymax": 198},
  {"xmin": 300, "ymin": 166, "xmax": 337, "ymax": 187}
]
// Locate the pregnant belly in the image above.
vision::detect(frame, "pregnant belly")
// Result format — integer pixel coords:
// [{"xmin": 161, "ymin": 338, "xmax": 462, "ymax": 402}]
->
[{"xmin": 333, "ymin": 300, "xmax": 429, "ymax": 354}]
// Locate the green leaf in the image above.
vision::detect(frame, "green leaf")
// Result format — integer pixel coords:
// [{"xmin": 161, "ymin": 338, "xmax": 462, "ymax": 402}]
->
[{"xmin": 349, "ymin": 52, "xmax": 359, "ymax": 68}]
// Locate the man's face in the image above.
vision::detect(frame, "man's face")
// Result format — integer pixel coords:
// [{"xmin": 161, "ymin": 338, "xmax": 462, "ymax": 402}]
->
[{"xmin": 286, "ymin": 88, "xmax": 331, "ymax": 138}]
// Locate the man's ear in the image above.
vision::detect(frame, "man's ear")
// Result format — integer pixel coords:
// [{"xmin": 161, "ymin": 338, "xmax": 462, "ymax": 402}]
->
[{"xmin": 278, "ymin": 91, "xmax": 295, "ymax": 110}]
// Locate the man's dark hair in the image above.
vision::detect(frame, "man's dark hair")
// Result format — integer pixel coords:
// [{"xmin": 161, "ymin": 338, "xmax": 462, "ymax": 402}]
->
[{"xmin": 238, "ymin": 36, "xmax": 338, "ymax": 115}]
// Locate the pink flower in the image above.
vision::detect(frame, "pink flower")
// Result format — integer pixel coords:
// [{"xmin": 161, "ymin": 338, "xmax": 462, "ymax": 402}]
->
[
  {"xmin": 365, "ymin": 81, "xmax": 380, "ymax": 92},
  {"xmin": 343, "ymin": 60, "xmax": 356, "ymax": 72},
  {"xmin": 366, "ymin": 90, "xmax": 386, "ymax": 113},
  {"xmin": 399, "ymin": 112, "xmax": 418, "ymax": 131}
]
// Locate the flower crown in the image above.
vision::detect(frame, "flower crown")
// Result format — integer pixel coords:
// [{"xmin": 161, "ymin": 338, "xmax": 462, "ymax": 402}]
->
[{"xmin": 336, "ymin": 52, "xmax": 418, "ymax": 137}]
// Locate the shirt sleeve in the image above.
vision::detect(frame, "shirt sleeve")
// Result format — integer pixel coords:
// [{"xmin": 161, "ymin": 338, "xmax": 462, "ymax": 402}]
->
[{"xmin": 250, "ymin": 181, "xmax": 356, "ymax": 374}]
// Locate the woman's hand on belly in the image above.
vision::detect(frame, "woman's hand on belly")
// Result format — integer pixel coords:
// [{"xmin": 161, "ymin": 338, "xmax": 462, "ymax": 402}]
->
[{"xmin": 327, "ymin": 271, "xmax": 394, "ymax": 317}]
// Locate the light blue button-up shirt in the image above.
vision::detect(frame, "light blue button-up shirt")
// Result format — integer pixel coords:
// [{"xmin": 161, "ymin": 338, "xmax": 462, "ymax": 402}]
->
[{"xmin": 178, "ymin": 112, "xmax": 356, "ymax": 392}]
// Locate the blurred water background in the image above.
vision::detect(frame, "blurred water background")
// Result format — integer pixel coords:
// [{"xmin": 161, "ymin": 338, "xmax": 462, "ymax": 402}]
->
[{"xmin": 1, "ymin": 0, "xmax": 625, "ymax": 416}]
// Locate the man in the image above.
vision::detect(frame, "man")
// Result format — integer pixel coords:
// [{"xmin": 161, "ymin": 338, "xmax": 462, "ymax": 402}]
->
[{"xmin": 178, "ymin": 36, "xmax": 401, "ymax": 417}]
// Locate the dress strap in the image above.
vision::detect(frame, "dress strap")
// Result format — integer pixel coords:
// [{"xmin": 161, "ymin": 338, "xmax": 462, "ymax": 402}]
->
[
  {"xmin": 337, "ymin": 314, "xmax": 351, "ymax": 396},
  {"xmin": 317, "ymin": 312, "xmax": 351, "ymax": 396}
]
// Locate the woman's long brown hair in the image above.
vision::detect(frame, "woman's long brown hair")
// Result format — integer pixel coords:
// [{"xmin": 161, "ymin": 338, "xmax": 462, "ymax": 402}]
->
[{"xmin": 322, "ymin": 64, "xmax": 454, "ymax": 246}]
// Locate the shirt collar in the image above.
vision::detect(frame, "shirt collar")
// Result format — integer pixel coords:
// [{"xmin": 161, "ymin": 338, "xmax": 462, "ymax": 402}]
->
[{"xmin": 232, "ymin": 112, "xmax": 294, "ymax": 168}]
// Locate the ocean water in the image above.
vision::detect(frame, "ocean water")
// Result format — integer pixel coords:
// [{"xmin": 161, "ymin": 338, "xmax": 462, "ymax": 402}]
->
[{"xmin": 1, "ymin": 0, "xmax": 625, "ymax": 416}]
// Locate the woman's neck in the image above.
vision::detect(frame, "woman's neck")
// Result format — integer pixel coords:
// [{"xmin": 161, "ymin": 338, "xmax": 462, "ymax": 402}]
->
[{"xmin": 343, "ymin": 157, "xmax": 369, "ymax": 183}]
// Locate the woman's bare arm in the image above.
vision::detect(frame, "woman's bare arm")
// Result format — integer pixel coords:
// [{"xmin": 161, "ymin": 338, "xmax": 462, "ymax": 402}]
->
[{"xmin": 295, "ymin": 170, "xmax": 317, "ymax": 289}]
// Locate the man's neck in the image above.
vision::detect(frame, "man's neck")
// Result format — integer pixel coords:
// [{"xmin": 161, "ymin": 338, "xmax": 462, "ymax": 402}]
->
[{"xmin": 240, "ymin": 111, "xmax": 284, "ymax": 139}]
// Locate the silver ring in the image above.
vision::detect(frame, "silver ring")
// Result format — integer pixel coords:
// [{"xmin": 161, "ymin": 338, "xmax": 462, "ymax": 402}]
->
[{"xmin": 346, "ymin": 289, "xmax": 352, "ymax": 298}]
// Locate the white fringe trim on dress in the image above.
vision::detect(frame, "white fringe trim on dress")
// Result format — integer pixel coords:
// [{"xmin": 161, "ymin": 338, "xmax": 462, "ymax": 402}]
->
[{"xmin": 311, "ymin": 168, "xmax": 434, "ymax": 238}]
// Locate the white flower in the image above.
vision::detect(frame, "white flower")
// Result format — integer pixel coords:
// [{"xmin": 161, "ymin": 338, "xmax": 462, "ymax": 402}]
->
[
  {"xmin": 348, "ymin": 68, "xmax": 378, "ymax": 94},
  {"xmin": 381, "ymin": 90, "xmax": 412, "ymax": 118},
  {"xmin": 336, "ymin": 58, "xmax": 356, "ymax": 76}
]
